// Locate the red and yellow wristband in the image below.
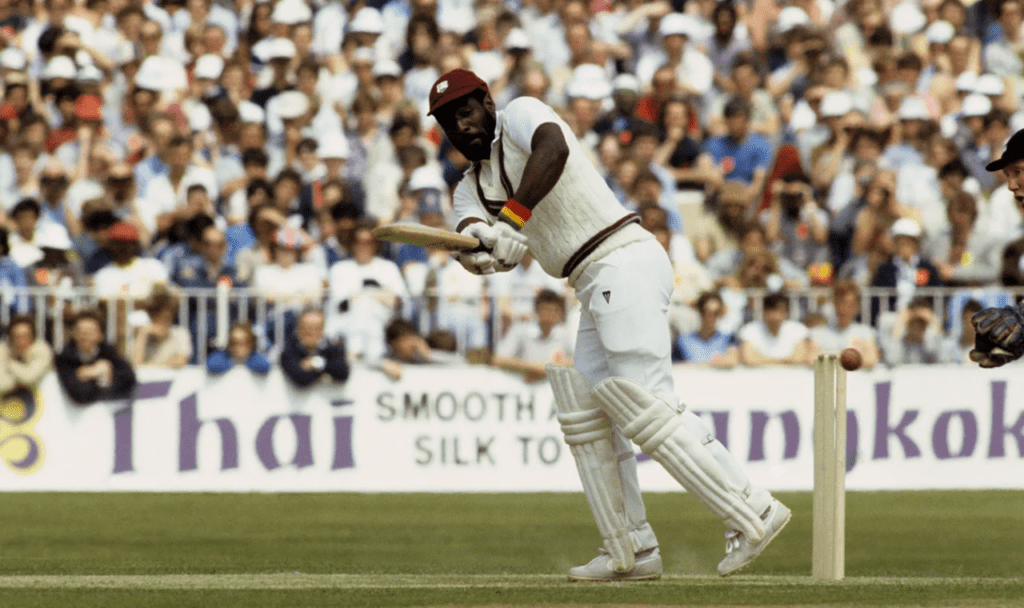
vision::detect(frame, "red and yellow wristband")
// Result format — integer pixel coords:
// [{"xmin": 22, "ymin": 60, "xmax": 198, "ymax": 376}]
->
[{"xmin": 497, "ymin": 198, "xmax": 531, "ymax": 230}]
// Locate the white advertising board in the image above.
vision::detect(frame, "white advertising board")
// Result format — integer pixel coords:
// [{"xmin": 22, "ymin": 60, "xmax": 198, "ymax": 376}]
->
[{"xmin": 1, "ymin": 365, "xmax": 1022, "ymax": 491}]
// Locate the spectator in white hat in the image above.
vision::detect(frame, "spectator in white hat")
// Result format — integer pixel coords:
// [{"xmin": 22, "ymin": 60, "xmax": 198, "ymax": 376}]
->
[
  {"xmin": 134, "ymin": 54, "xmax": 188, "ymax": 107},
  {"xmin": 269, "ymin": 0, "xmax": 313, "ymax": 35},
  {"xmin": 267, "ymin": 90, "xmax": 311, "ymax": 169},
  {"xmin": 635, "ymin": 12, "xmax": 714, "ymax": 100},
  {"xmin": 591, "ymin": 72, "xmax": 645, "ymax": 140},
  {"xmin": 347, "ymin": 7, "xmax": 386, "ymax": 57},
  {"xmin": 973, "ymin": 72, "xmax": 1012, "ymax": 113},
  {"xmin": 956, "ymin": 94, "xmax": 1001, "ymax": 190},
  {"xmin": 881, "ymin": 96, "xmax": 936, "ymax": 170},
  {"xmin": 561, "ymin": 64, "xmax": 611, "ymax": 146},
  {"xmin": 489, "ymin": 27, "xmax": 537, "ymax": 109},
  {"xmin": 40, "ymin": 56, "xmax": 77, "ymax": 121},
  {"xmin": 806, "ymin": 91, "xmax": 858, "ymax": 192},
  {"xmin": 299, "ymin": 135, "xmax": 342, "ymax": 196},
  {"xmin": 192, "ymin": 54, "xmax": 224, "ymax": 95},
  {"xmin": 34, "ymin": 157, "xmax": 79, "ymax": 237},
  {"xmin": 306, "ymin": 134, "xmax": 364, "ymax": 210},
  {"xmin": 871, "ymin": 217, "xmax": 945, "ymax": 323},
  {"xmin": 372, "ymin": 59, "xmax": 405, "ymax": 127},
  {"xmin": 251, "ymin": 37, "xmax": 296, "ymax": 108}
]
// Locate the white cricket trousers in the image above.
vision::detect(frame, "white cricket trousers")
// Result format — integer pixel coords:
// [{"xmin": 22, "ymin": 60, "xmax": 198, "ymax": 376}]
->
[{"xmin": 573, "ymin": 239, "xmax": 769, "ymax": 550}]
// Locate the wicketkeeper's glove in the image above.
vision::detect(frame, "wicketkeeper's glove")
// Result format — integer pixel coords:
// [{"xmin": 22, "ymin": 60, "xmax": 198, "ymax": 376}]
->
[{"xmin": 969, "ymin": 305, "xmax": 1024, "ymax": 368}]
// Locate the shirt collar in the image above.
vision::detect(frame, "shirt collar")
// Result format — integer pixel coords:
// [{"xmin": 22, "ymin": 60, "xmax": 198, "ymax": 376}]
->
[{"xmin": 483, "ymin": 110, "xmax": 505, "ymax": 165}]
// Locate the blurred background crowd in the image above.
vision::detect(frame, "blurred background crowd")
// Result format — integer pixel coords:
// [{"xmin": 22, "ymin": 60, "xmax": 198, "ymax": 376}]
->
[{"xmin": 1, "ymin": 0, "xmax": 1023, "ymax": 402}]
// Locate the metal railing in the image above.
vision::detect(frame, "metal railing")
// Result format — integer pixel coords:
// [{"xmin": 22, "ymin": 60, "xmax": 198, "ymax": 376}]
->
[{"xmin": 2, "ymin": 284, "xmax": 1021, "ymax": 360}]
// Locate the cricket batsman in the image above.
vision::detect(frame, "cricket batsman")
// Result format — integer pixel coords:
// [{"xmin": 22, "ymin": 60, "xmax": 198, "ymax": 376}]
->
[
  {"xmin": 427, "ymin": 69, "xmax": 790, "ymax": 580},
  {"xmin": 971, "ymin": 130, "xmax": 1024, "ymax": 368}
]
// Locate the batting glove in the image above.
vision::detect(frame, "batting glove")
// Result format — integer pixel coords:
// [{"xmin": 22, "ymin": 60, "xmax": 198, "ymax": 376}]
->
[
  {"xmin": 970, "ymin": 306, "xmax": 1024, "ymax": 368},
  {"xmin": 455, "ymin": 249, "xmax": 498, "ymax": 275},
  {"xmin": 491, "ymin": 222, "xmax": 528, "ymax": 270},
  {"xmin": 455, "ymin": 223, "xmax": 499, "ymax": 275}
]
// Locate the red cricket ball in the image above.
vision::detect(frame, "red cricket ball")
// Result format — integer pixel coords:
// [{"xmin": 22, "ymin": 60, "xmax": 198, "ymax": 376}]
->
[{"xmin": 840, "ymin": 348, "xmax": 862, "ymax": 371}]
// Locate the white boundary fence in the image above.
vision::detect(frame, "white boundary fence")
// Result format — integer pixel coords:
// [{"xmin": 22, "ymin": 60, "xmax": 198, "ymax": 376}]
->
[{"xmin": 1, "ymin": 363, "xmax": 1022, "ymax": 492}]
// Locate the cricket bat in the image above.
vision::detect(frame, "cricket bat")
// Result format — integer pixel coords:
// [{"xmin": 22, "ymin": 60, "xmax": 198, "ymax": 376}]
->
[{"xmin": 370, "ymin": 224, "xmax": 481, "ymax": 252}]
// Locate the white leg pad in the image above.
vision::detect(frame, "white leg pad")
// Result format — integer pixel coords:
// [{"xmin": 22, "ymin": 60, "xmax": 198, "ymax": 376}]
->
[
  {"xmin": 548, "ymin": 364, "xmax": 636, "ymax": 573},
  {"xmin": 594, "ymin": 376, "xmax": 766, "ymax": 542}
]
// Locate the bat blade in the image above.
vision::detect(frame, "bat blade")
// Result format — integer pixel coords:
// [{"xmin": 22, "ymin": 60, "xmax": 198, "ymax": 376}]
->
[{"xmin": 371, "ymin": 224, "xmax": 480, "ymax": 252}]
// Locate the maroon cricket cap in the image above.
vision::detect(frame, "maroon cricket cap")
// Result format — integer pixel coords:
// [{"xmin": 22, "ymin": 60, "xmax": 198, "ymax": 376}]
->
[{"xmin": 427, "ymin": 69, "xmax": 489, "ymax": 116}]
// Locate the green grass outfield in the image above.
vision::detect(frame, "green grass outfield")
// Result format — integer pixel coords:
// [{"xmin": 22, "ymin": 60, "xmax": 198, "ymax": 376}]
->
[{"xmin": 0, "ymin": 491, "xmax": 1021, "ymax": 607}]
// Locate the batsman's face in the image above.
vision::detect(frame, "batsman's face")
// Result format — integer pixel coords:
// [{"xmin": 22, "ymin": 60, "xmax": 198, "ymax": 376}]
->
[
  {"xmin": 436, "ymin": 95, "xmax": 496, "ymax": 162},
  {"xmin": 1003, "ymin": 160, "xmax": 1024, "ymax": 207}
]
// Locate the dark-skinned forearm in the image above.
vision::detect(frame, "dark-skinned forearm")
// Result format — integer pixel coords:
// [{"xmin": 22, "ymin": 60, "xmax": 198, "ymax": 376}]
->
[{"xmin": 512, "ymin": 123, "xmax": 569, "ymax": 210}]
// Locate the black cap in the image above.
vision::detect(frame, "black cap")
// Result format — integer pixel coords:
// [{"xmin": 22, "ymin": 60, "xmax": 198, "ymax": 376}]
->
[{"xmin": 986, "ymin": 129, "xmax": 1024, "ymax": 172}]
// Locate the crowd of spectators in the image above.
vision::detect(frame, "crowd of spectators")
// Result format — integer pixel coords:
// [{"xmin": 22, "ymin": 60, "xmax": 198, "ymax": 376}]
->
[{"xmin": 1, "ymin": 0, "xmax": 1023, "ymax": 404}]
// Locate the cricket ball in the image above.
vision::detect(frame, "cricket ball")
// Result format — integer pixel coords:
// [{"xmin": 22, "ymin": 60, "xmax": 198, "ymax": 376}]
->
[{"xmin": 840, "ymin": 348, "xmax": 862, "ymax": 371}]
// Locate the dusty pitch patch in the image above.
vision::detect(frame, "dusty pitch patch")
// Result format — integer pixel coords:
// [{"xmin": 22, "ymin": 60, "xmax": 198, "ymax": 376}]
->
[{"xmin": 0, "ymin": 574, "xmax": 1019, "ymax": 590}]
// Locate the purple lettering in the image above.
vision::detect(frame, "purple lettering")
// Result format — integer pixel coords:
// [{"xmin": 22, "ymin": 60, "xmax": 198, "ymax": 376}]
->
[
  {"xmin": 845, "ymin": 410, "xmax": 858, "ymax": 473},
  {"xmin": 873, "ymin": 382, "xmax": 920, "ymax": 459},
  {"xmin": 748, "ymin": 411, "xmax": 800, "ymax": 461},
  {"xmin": 987, "ymin": 381, "xmax": 1024, "ymax": 458},
  {"xmin": 332, "ymin": 415, "xmax": 354, "ymax": 469},
  {"xmin": 113, "ymin": 405, "xmax": 133, "ymax": 473},
  {"xmin": 114, "ymin": 381, "xmax": 173, "ymax": 475},
  {"xmin": 255, "ymin": 415, "xmax": 313, "ymax": 470},
  {"xmin": 179, "ymin": 394, "xmax": 238, "ymax": 471},
  {"xmin": 932, "ymin": 410, "xmax": 978, "ymax": 459}
]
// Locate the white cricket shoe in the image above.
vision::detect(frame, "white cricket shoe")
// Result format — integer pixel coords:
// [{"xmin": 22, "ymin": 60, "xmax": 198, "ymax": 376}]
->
[
  {"xmin": 717, "ymin": 499, "xmax": 791, "ymax": 577},
  {"xmin": 567, "ymin": 547, "xmax": 662, "ymax": 582}
]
